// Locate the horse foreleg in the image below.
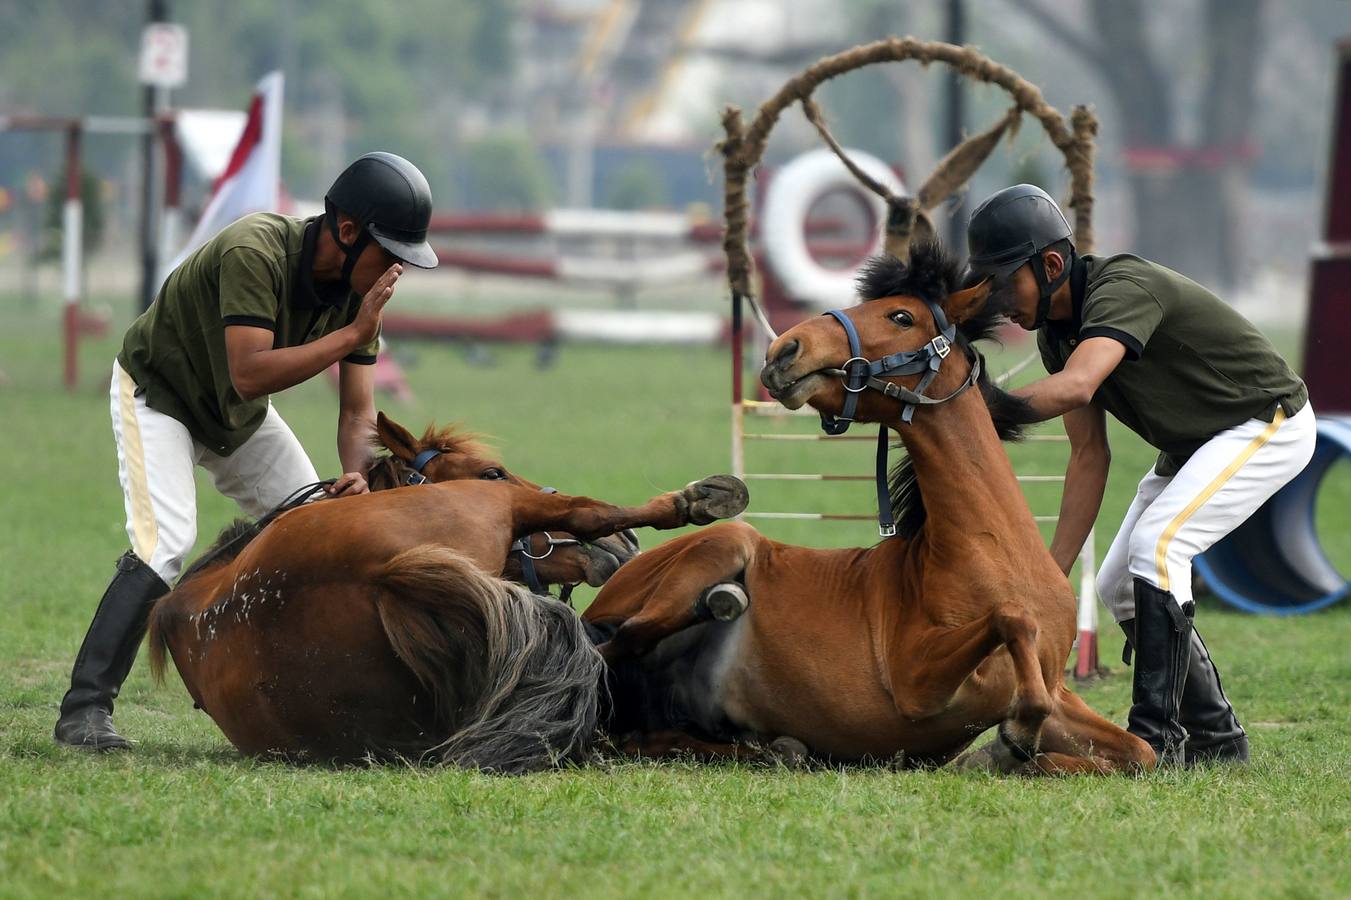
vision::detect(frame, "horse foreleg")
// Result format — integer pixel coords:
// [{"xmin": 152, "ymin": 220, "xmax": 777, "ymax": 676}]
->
[
  {"xmin": 890, "ymin": 609, "xmax": 1056, "ymax": 761},
  {"xmin": 585, "ymin": 521, "xmax": 761, "ymax": 662},
  {"xmin": 1029, "ymin": 687, "xmax": 1156, "ymax": 774},
  {"xmin": 889, "ymin": 611, "xmax": 1007, "ymax": 721},
  {"xmin": 511, "ymin": 475, "xmax": 748, "ymax": 540}
]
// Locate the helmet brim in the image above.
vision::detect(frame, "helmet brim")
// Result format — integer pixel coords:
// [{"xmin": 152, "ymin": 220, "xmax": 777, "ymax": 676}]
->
[{"xmin": 370, "ymin": 230, "xmax": 439, "ymax": 269}]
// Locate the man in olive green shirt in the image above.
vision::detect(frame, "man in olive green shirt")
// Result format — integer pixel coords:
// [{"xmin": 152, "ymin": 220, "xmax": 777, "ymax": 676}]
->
[
  {"xmin": 967, "ymin": 185, "xmax": 1315, "ymax": 768},
  {"xmin": 55, "ymin": 152, "xmax": 439, "ymax": 751}
]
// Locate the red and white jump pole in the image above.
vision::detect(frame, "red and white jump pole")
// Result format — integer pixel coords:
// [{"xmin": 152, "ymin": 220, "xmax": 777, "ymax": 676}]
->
[{"xmin": 4, "ymin": 114, "xmax": 170, "ymax": 389}]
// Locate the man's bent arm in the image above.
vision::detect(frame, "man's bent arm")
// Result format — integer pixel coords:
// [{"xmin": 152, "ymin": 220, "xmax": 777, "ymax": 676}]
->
[
  {"xmin": 1049, "ymin": 403, "xmax": 1110, "ymax": 576},
  {"xmin": 224, "ymin": 325, "xmax": 362, "ymax": 400},
  {"xmin": 336, "ymin": 361, "xmax": 376, "ymax": 475},
  {"xmin": 1013, "ymin": 337, "xmax": 1126, "ymax": 422},
  {"xmin": 225, "ymin": 264, "xmax": 398, "ymax": 401}
]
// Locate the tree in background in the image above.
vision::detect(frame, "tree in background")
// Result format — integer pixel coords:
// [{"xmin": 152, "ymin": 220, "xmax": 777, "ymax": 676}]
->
[
  {"xmin": 42, "ymin": 169, "xmax": 105, "ymax": 262},
  {"xmin": 603, "ymin": 158, "xmax": 671, "ymax": 211},
  {"xmin": 1009, "ymin": 0, "xmax": 1265, "ymax": 290},
  {"xmin": 460, "ymin": 131, "xmax": 554, "ymax": 210},
  {"xmin": 0, "ymin": 0, "xmax": 514, "ymax": 211}
]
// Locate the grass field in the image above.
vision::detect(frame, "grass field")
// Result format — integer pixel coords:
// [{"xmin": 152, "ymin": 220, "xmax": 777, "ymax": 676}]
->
[{"xmin": 2, "ymin": 285, "xmax": 1350, "ymax": 897}]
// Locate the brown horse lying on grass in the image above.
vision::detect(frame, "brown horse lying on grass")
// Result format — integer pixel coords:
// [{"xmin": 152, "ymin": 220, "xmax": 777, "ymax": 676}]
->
[
  {"xmin": 148, "ymin": 418, "xmax": 747, "ymax": 771},
  {"xmin": 362, "ymin": 412, "xmax": 640, "ymax": 592},
  {"xmin": 585, "ymin": 243, "xmax": 1154, "ymax": 775}
]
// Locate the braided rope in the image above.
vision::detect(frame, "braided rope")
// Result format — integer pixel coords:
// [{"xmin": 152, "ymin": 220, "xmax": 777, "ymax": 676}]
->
[{"xmin": 717, "ymin": 37, "xmax": 1098, "ymax": 301}]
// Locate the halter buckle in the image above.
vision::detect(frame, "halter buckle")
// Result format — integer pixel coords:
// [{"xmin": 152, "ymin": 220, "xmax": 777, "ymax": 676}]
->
[
  {"xmin": 932, "ymin": 335, "xmax": 952, "ymax": 359},
  {"xmin": 879, "ymin": 523, "xmax": 897, "ymax": 538}
]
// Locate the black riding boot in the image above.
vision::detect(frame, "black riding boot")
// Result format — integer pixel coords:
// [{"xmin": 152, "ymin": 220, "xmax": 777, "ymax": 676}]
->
[
  {"xmin": 54, "ymin": 551, "xmax": 170, "ymax": 751},
  {"xmin": 1120, "ymin": 619, "xmax": 1249, "ymax": 766},
  {"xmin": 1124, "ymin": 578, "xmax": 1194, "ymax": 767}
]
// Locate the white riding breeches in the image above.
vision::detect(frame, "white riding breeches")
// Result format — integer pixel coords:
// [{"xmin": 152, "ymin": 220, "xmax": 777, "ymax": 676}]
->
[
  {"xmin": 1095, "ymin": 402, "xmax": 1317, "ymax": 621},
  {"xmin": 109, "ymin": 360, "xmax": 321, "ymax": 583}
]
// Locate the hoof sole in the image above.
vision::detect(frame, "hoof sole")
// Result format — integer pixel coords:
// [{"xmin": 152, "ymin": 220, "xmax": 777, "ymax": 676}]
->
[
  {"xmin": 701, "ymin": 582, "xmax": 749, "ymax": 622},
  {"xmin": 683, "ymin": 475, "xmax": 750, "ymax": 525}
]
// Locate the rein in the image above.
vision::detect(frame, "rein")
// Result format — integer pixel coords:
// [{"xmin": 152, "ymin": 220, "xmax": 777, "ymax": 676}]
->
[
  {"xmin": 507, "ymin": 488, "xmax": 583, "ymax": 598},
  {"xmin": 816, "ymin": 300, "xmax": 981, "ymax": 537},
  {"xmin": 175, "ymin": 480, "xmax": 336, "ymax": 585},
  {"xmin": 398, "ymin": 451, "xmax": 583, "ymax": 600}
]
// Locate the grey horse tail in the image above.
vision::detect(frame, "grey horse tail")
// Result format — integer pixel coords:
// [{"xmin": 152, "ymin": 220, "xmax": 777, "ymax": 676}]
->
[{"xmin": 376, "ymin": 545, "xmax": 604, "ymax": 773}]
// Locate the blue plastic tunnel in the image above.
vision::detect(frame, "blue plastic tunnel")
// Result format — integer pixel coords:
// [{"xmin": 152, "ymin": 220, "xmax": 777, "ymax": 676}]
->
[{"xmin": 1195, "ymin": 415, "xmax": 1351, "ymax": 615}]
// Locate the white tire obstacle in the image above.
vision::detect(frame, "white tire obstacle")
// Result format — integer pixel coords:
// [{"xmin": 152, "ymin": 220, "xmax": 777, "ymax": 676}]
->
[{"xmin": 760, "ymin": 148, "xmax": 905, "ymax": 310}]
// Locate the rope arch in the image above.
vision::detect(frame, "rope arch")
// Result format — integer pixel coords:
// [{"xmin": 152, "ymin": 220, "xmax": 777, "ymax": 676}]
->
[{"xmin": 716, "ymin": 36, "xmax": 1099, "ymax": 305}]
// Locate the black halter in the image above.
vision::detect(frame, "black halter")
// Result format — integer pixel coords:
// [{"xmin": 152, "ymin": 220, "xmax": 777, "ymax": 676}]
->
[
  {"xmin": 817, "ymin": 299, "xmax": 981, "ymax": 537},
  {"xmin": 402, "ymin": 448, "xmax": 443, "ymax": 485}
]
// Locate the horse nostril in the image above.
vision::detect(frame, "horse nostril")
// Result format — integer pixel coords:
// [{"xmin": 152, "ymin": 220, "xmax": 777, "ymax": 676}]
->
[{"xmin": 772, "ymin": 339, "xmax": 800, "ymax": 367}]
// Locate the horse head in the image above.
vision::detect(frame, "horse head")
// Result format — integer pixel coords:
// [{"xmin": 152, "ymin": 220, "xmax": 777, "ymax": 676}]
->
[
  {"xmin": 759, "ymin": 242, "xmax": 998, "ymax": 427},
  {"xmin": 370, "ymin": 412, "xmax": 639, "ymax": 589}
]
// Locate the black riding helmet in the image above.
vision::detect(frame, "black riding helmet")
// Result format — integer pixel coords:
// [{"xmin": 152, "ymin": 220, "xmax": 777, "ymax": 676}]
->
[
  {"xmin": 967, "ymin": 184, "xmax": 1074, "ymax": 329},
  {"xmin": 324, "ymin": 152, "xmax": 438, "ymax": 287}
]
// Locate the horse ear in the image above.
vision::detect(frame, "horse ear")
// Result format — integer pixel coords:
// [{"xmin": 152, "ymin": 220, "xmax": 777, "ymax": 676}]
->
[
  {"xmin": 375, "ymin": 411, "xmax": 420, "ymax": 461},
  {"xmin": 944, "ymin": 278, "xmax": 991, "ymax": 325}
]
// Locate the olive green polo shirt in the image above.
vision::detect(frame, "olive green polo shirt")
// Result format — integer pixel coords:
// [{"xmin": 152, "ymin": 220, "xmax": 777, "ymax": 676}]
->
[
  {"xmin": 118, "ymin": 213, "xmax": 378, "ymax": 456},
  {"xmin": 1038, "ymin": 253, "xmax": 1307, "ymax": 476}
]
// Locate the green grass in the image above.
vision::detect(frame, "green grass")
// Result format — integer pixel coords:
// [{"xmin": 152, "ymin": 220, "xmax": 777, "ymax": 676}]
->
[{"xmin": 2, "ymin": 289, "xmax": 1349, "ymax": 897}]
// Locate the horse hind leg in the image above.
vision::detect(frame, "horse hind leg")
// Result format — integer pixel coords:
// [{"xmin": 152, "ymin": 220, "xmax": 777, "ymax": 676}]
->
[{"xmin": 586, "ymin": 521, "xmax": 761, "ymax": 662}]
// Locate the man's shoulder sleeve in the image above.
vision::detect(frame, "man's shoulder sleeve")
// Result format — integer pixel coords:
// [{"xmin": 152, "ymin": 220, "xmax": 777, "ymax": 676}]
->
[
  {"xmin": 219, "ymin": 247, "xmax": 282, "ymax": 330},
  {"xmin": 1080, "ymin": 274, "xmax": 1163, "ymax": 362}
]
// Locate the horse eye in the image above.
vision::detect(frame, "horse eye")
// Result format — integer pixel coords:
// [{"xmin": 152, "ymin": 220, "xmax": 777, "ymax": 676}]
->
[
  {"xmin": 890, "ymin": 310, "xmax": 914, "ymax": 327},
  {"xmin": 480, "ymin": 468, "xmax": 507, "ymax": 481}
]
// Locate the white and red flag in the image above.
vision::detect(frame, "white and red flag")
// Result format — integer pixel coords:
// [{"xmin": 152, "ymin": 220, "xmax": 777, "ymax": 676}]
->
[{"xmin": 166, "ymin": 70, "xmax": 284, "ymax": 273}]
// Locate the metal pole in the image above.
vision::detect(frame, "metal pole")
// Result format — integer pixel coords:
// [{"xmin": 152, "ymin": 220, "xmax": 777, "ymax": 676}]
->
[
  {"xmin": 63, "ymin": 123, "xmax": 83, "ymax": 390},
  {"xmin": 158, "ymin": 114, "xmax": 182, "ymax": 278},
  {"xmin": 731, "ymin": 291, "xmax": 745, "ymax": 485},
  {"xmin": 138, "ymin": 0, "xmax": 170, "ymax": 311},
  {"xmin": 943, "ymin": 0, "xmax": 967, "ymax": 254}
]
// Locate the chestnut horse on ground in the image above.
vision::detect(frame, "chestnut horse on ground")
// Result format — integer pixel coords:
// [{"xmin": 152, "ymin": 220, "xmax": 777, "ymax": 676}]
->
[
  {"xmin": 181, "ymin": 412, "xmax": 640, "ymax": 598},
  {"xmin": 148, "ymin": 423, "xmax": 747, "ymax": 771},
  {"xmin": 584, "ymin": 244, "xmax": 1154, "ymax": 775},
  {"xmin": 362, "ymin": 412, "xmax": 640, "ymax": 592}
]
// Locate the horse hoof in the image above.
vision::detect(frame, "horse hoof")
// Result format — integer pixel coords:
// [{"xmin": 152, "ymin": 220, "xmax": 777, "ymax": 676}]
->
[
  {"xmin": 769, "ymin": 736, "xmax": 810, "ymax": 768},
  {"xmin": 699, "ymin": 582, "xmax": 749, "ymax": 622},
  {"xmin": 952, "ymin": 742, "xmax": 998, "ymax": 772},
  {"xmin": 683, "ymin": 475, "xmax": 749, "ymax": 525}
]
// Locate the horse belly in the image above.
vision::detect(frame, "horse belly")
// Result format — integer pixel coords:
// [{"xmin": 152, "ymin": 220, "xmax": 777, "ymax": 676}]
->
[
  {"xmin": 717, "ymin": 629, "xmax": 911, "ymax": 761},
  {"xmin": 173, "ymin": 580, "xmax": 433, "ymax": 761},
  {"xmin": 718, "ymin": 617, "xmax": 1017, "ymax": 762}
]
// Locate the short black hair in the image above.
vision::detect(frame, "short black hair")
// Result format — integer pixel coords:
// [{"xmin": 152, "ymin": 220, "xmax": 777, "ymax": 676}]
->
[{"xmin": 1043, "ymin": 237, "xmax": 1073, "ymax": 260}]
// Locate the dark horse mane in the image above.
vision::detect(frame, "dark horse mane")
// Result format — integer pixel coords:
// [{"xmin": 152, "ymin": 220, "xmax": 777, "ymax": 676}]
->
[
  {"xmin": 854, "ymin": 242, "xmax": 1040, "ymax": 540},
  {"xmin": 178, "ymin": 422, "xmax": 493, "ymax": 586}
]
